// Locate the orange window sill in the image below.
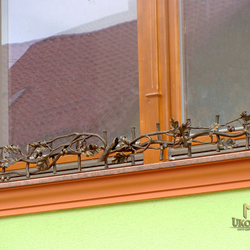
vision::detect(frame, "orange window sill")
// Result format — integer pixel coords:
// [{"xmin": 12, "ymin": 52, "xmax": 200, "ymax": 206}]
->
[
  {"xmin": 6, "ymin": 152, "xmax": 103, "ymax": 171},
  {"xmin": 1, "ymin": 150, "xmax": 250, "ymax": 217}
]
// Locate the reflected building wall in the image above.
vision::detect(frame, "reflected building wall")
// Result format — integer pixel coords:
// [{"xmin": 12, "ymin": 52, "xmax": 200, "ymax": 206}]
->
[
  {"xmin": 182, "ymin": 0, "xmax": 250, "ymax": 126},
  {"xmin": 0, "ymin": 0, "xmax": 9, "ymax": 146},
  {"xmin": 7, "ymin": 0, "xmax": 139, "ymax": 147}
]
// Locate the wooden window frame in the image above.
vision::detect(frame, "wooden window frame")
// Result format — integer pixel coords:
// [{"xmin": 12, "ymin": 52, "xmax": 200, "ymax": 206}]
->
[
  {"xmin": 138, "ymin": 0, "xmax": 181, "ymax": 164},
  {"xmin": 1, "ymin": 0, "xmax": 250, "ymax": 218}
]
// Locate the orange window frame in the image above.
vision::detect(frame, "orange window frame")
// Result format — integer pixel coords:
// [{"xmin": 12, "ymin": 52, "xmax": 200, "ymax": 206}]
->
[
  {"xmin": 138, "ymin": 0, "xmax": 181, "ymax": 164},
  {"xmin": 2, "ymin": 0, "xmax": 250, "ymax": 218}
]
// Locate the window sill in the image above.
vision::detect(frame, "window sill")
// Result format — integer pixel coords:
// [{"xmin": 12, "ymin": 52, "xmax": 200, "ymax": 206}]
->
[{"xmin": 1, "ymin": 150, "xmax": 250, "ymax": 217}]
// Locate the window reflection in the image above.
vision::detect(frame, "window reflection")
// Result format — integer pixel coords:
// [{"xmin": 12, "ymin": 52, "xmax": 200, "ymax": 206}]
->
[
  {"xmin": 181, "ymin": 0, "xmax": 250, "ymax": 126},
  {"xmin": 5, "ymin": 0, "xmax": 139, "ymax": 148}
]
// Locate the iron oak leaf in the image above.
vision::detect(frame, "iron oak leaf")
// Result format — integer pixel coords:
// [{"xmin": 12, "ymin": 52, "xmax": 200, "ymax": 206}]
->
[
  {"xmin": 0, "ymin": 157, "xmax": 18, "ymax": 168},
  {"xmin": 240, "ymin": 111, "xmax": 250, "ymax": 122},
  {"xmin": 36, "ymin": 157, "xmax": 50, "ymax": 171},
  {"xmin": 81, "ymin": 143, "xmax": 100, "ymax": 157},
  {"xmin": 30, "ymin": 141, "xmax": 50, "ymax": 159},
  {"xmin": 4, "ymin": 145, "xmax": 22, "ymax": 155},
  {"xmin": 170, "ymin": 117, "xmax": 179, "ymax": 142},
  {"xmin": 179, "ymin": 136, "xmax": 192, "ymax": 148},
  {"xmin": 111, "ymin": 152, "xmax": 129, "ymax": 164},
  {"xmin": 170, "ymin": 117, "xmax": 179, "ymax": 133},
  {"xmin": 217, "ymin": 138, "xmax": 237, "ymax": 150},
  {"xmin": 119, "ymin": 136, "xmax": 130, "ymax": 146},
  {"xmin": 179, "ymin": 119, "xmax": 191, "ymax": 136},
  {"xmin": 118, "ymin": 136, "xmax": 136, "ymax": 153},
  {"xmin": 30, "ymin": 141, "xmax": 49, "ymax": 150},
  {"xmin": 209, "ymin": 122, "xmax": 221, "ymax": 140},
  {"xmin": 33, "ymin": 146, "xmax": 48, "ymax": 158}
]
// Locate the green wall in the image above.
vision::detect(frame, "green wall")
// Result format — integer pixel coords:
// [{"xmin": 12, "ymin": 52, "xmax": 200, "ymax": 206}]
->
[{"xmin": 1, "ymin": 188, "xmax": 250, "ymax": 249}]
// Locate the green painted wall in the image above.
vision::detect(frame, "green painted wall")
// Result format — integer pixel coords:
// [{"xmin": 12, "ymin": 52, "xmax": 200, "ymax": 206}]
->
[{"xmin": 1, "ymin": 188, "xmax": 250, "ymax": 249}]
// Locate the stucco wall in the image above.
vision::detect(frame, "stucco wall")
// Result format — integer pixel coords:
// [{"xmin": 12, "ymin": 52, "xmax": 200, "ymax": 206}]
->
[{"xmin": 1, "ymin": 188, "xmax": 250, "ymax": 249}]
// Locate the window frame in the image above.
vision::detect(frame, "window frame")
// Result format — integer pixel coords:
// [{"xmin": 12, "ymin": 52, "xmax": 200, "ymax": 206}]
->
[
  {"xmin": 138, "ymin": 0, "xmax": 181, "ymax": 164},
  {"xmin": 1, "ymin": 0, "xmax": 250, "ymax": 218}
]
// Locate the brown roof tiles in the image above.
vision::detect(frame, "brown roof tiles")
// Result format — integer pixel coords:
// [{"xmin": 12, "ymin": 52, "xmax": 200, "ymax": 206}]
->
[{"xmin": 9, "ymin": 20, "xmax": 139, "ymax": 147}]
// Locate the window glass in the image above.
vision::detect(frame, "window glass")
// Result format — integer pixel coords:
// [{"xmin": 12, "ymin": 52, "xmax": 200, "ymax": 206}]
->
[
  {"xmin": 4, "ymin": 0, "xmax": 139, "ymax": 148},
  {"xmin": 180, "ymin": 0, "xmax": 250, "ymax": 126}
]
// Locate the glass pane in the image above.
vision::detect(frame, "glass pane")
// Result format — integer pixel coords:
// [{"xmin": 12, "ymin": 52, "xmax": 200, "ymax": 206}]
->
[
  {"xmin": 181, "ymin": 0, "xmax": 250, "ymax": 127},
  {"xmin": 4, "ymin": 0, "xmax": 139, "ymax": 148}
]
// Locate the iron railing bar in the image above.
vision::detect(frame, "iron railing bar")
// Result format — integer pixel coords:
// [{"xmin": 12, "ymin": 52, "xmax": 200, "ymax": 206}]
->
[{"xmin": 1, "ymin": 112, "xmax": 250, "ymax": 182}]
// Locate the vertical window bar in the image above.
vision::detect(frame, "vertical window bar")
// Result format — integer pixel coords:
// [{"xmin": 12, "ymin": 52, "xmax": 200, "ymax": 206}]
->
[
  {"xmin": 103, "ymin": 131, "xmax": 108, "ymax": 169},
  {"xmin": 156, "ymin": 122, "xmax": 164, "ymax": 161},
  {"xmin": 0, "ymin": 147, "xmax": 4, "ymax": 181},
  {"xmin": 26, "ymin": 144, "xmax": 30, "ymax": 178},
  {"xmin": 131, "ymin": 126, "xmax": 135, "ymax": 165},
  {"xmin": 245, "ymin": 120, "xmax": 249, "ymax": 150},
  {"xmin": 49, "ymin": 142, "xmax": 57, "ymax": 174},
  {"xmin": 76, "ymin": 140, "xmax": 81, "ymax": 172},
  {"xmin": 215, "ymin": 115, "xmax": 221, "ymax": 152}
]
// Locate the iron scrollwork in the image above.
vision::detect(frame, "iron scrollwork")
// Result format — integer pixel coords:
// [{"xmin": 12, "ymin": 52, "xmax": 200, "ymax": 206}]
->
[{"xmin": 1, "ymin": 111, "xmax": 250, "ymax": 182}]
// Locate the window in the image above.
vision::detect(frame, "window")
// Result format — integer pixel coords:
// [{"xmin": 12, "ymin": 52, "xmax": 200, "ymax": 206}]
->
[
  {"xmin": 1, "ymin": 0, "xmax": 249, "ymax": 167},
  {"xmin": 180, "ymin": 0, "xmax": 250, "ymax": 127},
  {"xmin": 2, "ymin": 0, "xmax": 139, "ymax": 150},
  {"xmin": 137, "ymin": 0, "xmax": 250, "ymax": 164},
  {"xmin": 2, "ymin": 0, "xmax": 250, "ymax": 218}
]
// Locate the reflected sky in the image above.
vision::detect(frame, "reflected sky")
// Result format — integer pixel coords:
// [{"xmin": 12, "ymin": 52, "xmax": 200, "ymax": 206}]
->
[{"xmin": 4, "ymin": 0, "xmax": 130, "ymax": 44}]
